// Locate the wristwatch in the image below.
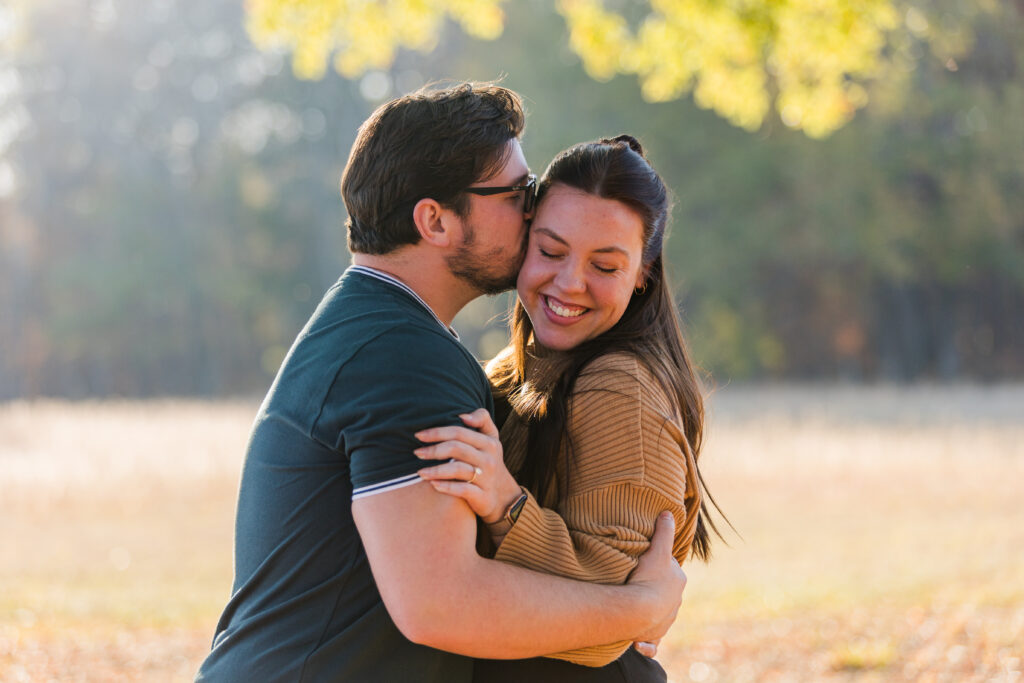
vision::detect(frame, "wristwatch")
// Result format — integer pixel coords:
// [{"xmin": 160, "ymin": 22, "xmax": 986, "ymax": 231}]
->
[{"xmin": 487, "ymin": 487, "xmax": 529, "ymax": 536}]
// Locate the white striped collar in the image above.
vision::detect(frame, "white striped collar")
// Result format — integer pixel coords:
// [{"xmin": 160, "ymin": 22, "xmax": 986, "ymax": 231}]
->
[{"xmin": 347, "ymin": 265, "xmax": 459, "ymax": 340}]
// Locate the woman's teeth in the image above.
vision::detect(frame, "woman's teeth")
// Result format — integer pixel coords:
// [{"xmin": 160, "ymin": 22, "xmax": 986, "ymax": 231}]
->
[{"xmin": 546, "ymin": 297, "xmax": 585, "ymax": 318}]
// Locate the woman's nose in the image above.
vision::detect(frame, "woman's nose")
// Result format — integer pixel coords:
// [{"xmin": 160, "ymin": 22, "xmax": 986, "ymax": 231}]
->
[{"xmin": 554, "ymin": 263, "xmax": 586, "ymax": 293}]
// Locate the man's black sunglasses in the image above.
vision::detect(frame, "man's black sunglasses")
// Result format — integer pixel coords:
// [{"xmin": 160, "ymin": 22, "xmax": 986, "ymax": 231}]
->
[{"xmin": 464, "ymin": 174, "xmax": 537, "ymax": 214}]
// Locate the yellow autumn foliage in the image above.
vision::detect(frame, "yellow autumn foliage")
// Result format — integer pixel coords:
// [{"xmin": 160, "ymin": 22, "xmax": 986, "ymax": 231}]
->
[
  {"xmin": 244, "ymin": 0, "xmax": 979, "ymax": 137},
  {"xmin": 246, "ymin": 0, "xmax": 507, "ymax": 79},
  {"xmin": 560, "ymin": 0, "xmax": 901, "ymax": 137}
]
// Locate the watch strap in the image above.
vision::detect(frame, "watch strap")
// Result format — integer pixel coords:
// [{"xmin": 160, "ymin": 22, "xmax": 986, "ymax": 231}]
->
[{"xmin": 487, "ymin": 487, "xmax": 528, "ymax": 536}]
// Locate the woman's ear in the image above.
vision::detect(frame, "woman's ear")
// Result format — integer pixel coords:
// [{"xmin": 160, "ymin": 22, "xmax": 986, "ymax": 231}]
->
[
  {"xmin": 635, "ymin": 266, "xmax": 650, "ymax": 291},
  {"xmin": 411, "ymin": 198, "xmax": 454, "ymax": 248}
]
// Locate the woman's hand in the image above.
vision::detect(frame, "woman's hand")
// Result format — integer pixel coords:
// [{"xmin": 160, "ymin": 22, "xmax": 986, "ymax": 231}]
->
[
  {"xmin": 414, "ymin": 408, "xmax": 523, "ymax": 524},
  {"xmin": 633, "ymin": 638, "xmax": 659, "ymax": 658}
]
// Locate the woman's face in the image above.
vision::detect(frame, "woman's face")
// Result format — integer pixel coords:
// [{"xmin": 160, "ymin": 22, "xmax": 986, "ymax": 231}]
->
[{"xmin": 517, "ymin": 183, "xmax": 646, "ymax": 352}]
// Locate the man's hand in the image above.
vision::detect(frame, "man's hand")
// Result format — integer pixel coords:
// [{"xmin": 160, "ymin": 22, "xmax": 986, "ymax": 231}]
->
[{"xmin": 626, "ymin": 511, "xmax": 687, "ymax": 644}]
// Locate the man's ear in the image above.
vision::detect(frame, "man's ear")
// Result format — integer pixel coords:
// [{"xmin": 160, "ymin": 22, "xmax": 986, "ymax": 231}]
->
[{"xmin": 412, "ymin": 198, "xmax": 455, "ymax": 248}]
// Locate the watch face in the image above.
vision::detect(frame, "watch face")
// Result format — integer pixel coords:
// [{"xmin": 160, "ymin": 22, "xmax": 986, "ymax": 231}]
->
[{"xmin": 508, "ymin": 493, "xmax": 528, "ymax": 523}]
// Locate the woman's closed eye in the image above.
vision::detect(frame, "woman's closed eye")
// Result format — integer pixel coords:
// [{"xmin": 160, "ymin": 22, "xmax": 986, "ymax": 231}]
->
[{"xmin": 539, "ymin": 248, "xmax": 621, "ymax": 274}]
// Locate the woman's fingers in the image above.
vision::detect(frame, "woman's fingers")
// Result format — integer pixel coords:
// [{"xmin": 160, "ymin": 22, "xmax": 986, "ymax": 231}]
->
[
  {"xmin": 414, "ymin": 439, "xmax": 485, "ymax": 463},
  {"xmin": 417, "ymin": 460, "xmax": 480, "ymax": 482},
  {"xmin": 459, "ymin": 408, "xmax": 499, "ymax": 439},
  {"xmin": 415, "ymin": 424, "xmax": 494, "ymax": 451},
  {"xmin": 428, "ymin": 480, "xmax": 486, "ymax": 510}
]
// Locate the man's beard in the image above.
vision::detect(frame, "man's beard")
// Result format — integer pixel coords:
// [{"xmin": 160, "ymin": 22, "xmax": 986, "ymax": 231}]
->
[{"xmin": 446, "ymin": 221, "xmax": 525, "ymax": 295}]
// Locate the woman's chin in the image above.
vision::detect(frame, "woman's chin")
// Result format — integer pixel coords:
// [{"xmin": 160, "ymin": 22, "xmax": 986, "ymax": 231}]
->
[{"xmin": 533, "ymin": 329, "xmax": 582, "ymax": 353}]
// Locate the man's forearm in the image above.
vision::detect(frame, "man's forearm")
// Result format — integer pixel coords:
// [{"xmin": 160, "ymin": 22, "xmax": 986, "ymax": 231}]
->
[
  {"xmin": 407, "ymin": 552, "xmax": 654, "ymax": 658},
  {"xmin": 354, "ymin": 481, "xmax": 662, "ymax": 658}
]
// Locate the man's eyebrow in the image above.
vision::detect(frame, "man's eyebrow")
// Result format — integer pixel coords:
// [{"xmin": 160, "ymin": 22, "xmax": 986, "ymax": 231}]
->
[
  {"xmin": 475, "ymin": 171, "xmax": 530, "ymax": 189},
  {"xmin": 533, "ymin": 227, "xmax": 630, "ymax": 257}
]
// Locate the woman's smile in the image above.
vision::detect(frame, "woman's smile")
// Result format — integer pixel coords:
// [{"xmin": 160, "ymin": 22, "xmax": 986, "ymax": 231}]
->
[{"xmin": 542, "ymin": 295, "xmax": 588, "ymax": 320}]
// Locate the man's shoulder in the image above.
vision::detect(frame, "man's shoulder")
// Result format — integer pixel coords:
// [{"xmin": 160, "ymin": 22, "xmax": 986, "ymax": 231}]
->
[
  {"xmin": 336, "ymin": 323, "xmax": 490, "ymax": 421},
  {"xmin": 312, "ymin": 271, "xmax": 437, "ymax": 336},
  {"xmin": 314, "ymin": 271, "xmax": 475, "ymax": 358},
  {"xmin": 354, "ymin": 322, "xmax": 480, "ymax": 372},
  {"xmin": 260, "ymin": 273, "xmax": 484, "ymax": 436}
]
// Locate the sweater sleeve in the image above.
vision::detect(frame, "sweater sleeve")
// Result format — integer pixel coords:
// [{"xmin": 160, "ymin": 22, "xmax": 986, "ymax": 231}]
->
[{"xmin": 494, "ymin": 353, "xmax": 699, "ymax": 667}]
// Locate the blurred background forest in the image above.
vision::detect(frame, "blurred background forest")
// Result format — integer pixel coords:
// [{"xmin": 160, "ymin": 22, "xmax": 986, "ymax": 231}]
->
[{"xmin": 1, "ymin": 0, "xmax": 1022, "ymax": 400}]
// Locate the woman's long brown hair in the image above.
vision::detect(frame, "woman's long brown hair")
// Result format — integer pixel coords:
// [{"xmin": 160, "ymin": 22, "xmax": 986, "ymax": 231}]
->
[{"xmin": 488, "ymin": 135, "xmax": 726, "ymax": 561}]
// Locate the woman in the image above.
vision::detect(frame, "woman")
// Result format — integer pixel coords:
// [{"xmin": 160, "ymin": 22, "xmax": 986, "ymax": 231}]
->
[{"xmin": 415, "ymin": 135, "xmax": 720, "ymax": 681}]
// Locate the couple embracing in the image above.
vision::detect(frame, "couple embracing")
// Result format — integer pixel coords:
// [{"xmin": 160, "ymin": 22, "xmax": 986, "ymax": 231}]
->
[{"xmin": 197, "ymin": 82, "xmax": 720, "ymax": 683}]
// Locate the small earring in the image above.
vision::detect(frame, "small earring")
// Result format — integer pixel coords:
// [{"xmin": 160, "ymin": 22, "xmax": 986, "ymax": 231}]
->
[{"xmin": 634, "ymin": 282, "xmax": 647, "ymax": 295}]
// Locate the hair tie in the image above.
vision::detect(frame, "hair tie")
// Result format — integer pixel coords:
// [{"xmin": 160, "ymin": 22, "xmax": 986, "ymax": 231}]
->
[{"xmin": 601, "ymin": 134, "xmax": 644, "ymax": 157}]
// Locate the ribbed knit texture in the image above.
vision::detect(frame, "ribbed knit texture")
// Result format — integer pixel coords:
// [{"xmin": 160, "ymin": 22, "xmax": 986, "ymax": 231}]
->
[{"xmin": 494, "ymin": 352, "xmax": 701, "ymax": 667}]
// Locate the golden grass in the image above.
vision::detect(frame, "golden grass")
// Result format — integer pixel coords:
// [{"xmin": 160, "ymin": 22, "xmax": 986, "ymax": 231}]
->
[{"xmin": 2, "ymin": 388, "xmax": 1022, "ymax": 682}]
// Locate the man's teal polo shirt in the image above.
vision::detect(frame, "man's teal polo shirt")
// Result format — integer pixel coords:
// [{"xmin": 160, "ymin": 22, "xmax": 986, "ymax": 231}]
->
[{"xmin": 197, "ymin": 267, "xmax": 493, "ymax": 682}]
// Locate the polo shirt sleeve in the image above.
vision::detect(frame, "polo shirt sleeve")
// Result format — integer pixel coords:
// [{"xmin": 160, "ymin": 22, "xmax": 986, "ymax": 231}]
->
[{"xmin": 322, "ymin": 325, "xmax": 493, "ymax": 500}]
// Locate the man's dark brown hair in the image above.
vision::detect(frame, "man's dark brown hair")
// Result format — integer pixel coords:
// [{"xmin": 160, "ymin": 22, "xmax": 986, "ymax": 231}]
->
[{"xmin": 341, "ymin": 82, "xmax": 526, "ymax": 255}]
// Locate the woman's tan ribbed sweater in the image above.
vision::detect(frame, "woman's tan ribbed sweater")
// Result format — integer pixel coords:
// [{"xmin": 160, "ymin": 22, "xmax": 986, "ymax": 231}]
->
[{"xmin": 493, "ymin": 351, "xmax": 701, "ymax": 667}]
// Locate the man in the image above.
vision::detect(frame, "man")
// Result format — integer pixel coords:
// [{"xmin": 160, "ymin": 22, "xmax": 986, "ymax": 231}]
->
[{"xmin": 197, "ymin": 83, "xmax": 685, "ymax": 682}]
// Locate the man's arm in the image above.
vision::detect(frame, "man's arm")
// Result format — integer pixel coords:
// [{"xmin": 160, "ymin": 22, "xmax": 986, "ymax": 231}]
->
[{"xmin": 353, "ymin": 480, "xmax": 684, "ymax": 659}]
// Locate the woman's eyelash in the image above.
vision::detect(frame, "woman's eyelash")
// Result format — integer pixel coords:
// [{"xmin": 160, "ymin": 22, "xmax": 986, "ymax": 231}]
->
[
  {"xmin": 540, "ymin": 246, "xmax": 618, "ymax": 274},
  {"xmin": 539, "ymin": 248, "xmax": 618, "ymax": 273}
]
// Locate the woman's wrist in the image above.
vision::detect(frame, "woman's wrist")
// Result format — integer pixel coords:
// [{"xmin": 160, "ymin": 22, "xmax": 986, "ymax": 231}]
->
[
  {"xmin": 488, "ymin": 530, "xmax": 508, "ymax": 548},
  {"xmin": 484, "ymin": 486, "xmax": 529, "ymax": 535},
  {"xmin": 483, "ymin": 480, "xmax": 528, "ymax": 524}
]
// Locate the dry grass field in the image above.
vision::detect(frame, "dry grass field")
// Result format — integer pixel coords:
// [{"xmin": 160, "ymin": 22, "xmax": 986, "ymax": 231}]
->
[{"xmin": 1, "ymin": 387, "xmax": 1022, "ymax": 682}]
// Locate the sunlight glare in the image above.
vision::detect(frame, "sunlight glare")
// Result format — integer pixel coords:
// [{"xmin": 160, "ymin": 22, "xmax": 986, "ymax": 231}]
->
[
  {"xmin": 0, "ymin": 161, "xmax": 17, "ymax": 198},
  {"xmin": 0, "ymin": 6, "xmax": 11, "ymax": 43}
]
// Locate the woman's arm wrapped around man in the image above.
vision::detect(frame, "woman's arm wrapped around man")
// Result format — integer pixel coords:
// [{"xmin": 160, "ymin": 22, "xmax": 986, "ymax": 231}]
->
[{"xmin": 494, "ymin": 352, "xmax": 701, "ymax": 666}]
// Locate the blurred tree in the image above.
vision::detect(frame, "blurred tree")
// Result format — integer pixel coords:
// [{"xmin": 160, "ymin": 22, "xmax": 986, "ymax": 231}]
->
[
  {"xmin": 666, "ymin": 3, "xmax": 1024, "ymax": 380},
  {"xmin": 0, "ymin": 0, "xmax": 1020, "ymax": 398},
  {"xmin": 0, "ymin": 0, "xmax": 364, "ymax": 397},
  {"xmin": 245, "ymin": 0, "xmax": 986, "ymax": 137}
]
